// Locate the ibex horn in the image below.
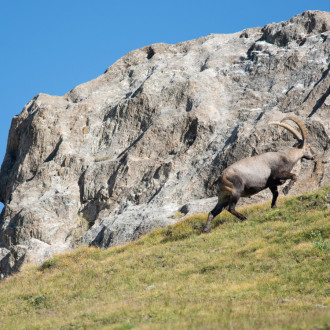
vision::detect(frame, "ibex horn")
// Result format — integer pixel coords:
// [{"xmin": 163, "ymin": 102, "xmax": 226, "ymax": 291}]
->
[
  {"xmin": 269, "ymin": 121, "xmax": 303, "ymax": 141},
  {"xmin": 281, "ymin": 117, "xmax": 308, "ymax": 142}
]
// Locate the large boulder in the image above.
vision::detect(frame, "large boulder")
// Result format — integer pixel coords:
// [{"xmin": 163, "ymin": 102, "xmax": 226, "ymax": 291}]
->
[{"xmin": 0, "ymin": 11, "xmax": 329, "ymax": 277}]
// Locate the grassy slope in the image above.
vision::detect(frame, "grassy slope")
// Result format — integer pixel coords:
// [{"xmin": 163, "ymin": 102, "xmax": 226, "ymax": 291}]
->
[{"xmin": 0, "ymin": 187, "xmax": 329, "ymax": 329}]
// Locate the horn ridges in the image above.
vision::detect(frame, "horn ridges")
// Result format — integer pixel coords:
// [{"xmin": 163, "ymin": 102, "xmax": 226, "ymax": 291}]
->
[
  {"xmin": 269, "ymin": 121, "xmax": 303, "ymax": 141},
  {"xmin": 281, "ymin": 116, "xmax": 308, "ymax": 142}
]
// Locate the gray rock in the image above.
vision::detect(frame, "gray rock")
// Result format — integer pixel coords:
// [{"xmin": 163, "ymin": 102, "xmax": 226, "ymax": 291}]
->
[
  {"xmin": 82, "ymin": 202, "xmax": 179, "ymax": 248},
  {"xmin": 0, "ymin": 11, "xmax": 329, "ymax": 277}
]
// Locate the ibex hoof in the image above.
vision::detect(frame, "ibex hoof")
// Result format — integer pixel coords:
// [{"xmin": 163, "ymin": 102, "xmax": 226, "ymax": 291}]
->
[
  {"xmin": 283, "ymin": 186, "xmax": 290, "ymax": 195},
  {"xmin": 202, "ymin": 225, "xmax": 210, "ymax": 234}
]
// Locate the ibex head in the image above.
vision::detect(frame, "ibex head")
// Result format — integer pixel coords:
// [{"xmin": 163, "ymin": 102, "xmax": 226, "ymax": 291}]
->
[{"xmin": 270, "ymin": 117, "xmax": 315, "ymax": 160}]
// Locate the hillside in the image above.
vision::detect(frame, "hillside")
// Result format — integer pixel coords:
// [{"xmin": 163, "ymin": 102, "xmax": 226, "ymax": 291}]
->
[{"xmin": 0, "ymin": 187, "xmax": 329, "ymax": 329}]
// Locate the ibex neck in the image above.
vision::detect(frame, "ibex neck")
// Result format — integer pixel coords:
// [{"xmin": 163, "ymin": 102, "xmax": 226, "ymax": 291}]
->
[{"xmin": 285, "ymin": 148, "xmax": 304, "ymax": 165}]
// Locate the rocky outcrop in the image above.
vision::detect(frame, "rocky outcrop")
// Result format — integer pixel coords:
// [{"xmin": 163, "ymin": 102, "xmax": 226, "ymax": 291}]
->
[{"xmin": 0, "ymin": 11, "xmax": 329, "ymax": 278}]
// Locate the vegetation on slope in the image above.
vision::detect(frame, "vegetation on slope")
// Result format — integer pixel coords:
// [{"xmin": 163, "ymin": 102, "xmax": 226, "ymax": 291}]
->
[{"xmin": 0, "ymin": 187, "xmax": 329, "ymax": 329}]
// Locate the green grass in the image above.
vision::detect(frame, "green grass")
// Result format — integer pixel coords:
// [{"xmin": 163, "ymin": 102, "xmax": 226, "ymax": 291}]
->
[{"xmin": 0, "ymin": 187, "xmax": 329, "ymax": 329}]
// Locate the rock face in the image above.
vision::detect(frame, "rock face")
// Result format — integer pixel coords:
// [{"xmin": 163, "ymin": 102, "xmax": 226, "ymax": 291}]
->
[{"xmin": 0, "ymin": 11, "xmax": 329, "ymax": 277}]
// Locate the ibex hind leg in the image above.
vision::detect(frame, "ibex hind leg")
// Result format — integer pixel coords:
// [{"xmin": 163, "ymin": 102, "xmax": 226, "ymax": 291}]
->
[
  {"xmin": 204, "ymin": 191, "xmax": 231, "ymax": 233},
  {"xmin": 204, "ymin": 202, "xmax": 225, "ymax": 233},
  {"xmin": 227, "ymin": 194, "xmax": 247, "ymax": 221}
]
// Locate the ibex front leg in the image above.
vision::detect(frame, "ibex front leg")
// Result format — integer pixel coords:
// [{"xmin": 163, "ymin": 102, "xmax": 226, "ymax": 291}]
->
[
  {"xmin": 269, "ymin": 186, "xmax": 279, "ymax": 208},
  {"xmin": 274, "ymin": 171, "xmax": 297, "ymax": 195}
]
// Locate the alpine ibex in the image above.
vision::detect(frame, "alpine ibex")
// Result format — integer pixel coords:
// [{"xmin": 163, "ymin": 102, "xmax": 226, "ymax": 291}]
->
[{"xmin": 204, "ymin": 117, "xmax": 315, "ymax": 233}]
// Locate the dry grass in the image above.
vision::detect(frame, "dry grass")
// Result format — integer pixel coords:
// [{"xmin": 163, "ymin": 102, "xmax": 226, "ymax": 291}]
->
[{"xmin": 0, "ymin": 187, "xmax": 329, "ymax": 329}]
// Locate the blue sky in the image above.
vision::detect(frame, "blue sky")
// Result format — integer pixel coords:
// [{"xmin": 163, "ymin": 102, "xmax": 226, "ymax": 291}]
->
[{"xmin": 0, "ymin": 0, "xmax": 329, "ymax": 170}]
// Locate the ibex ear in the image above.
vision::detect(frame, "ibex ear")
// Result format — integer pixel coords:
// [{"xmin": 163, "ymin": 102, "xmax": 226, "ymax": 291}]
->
[{"xmin": 293, "ymin": 140, "xmax": 304, "ymax": 148}]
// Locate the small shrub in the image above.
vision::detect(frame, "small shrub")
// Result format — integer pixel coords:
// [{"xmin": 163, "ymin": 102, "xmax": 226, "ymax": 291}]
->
[
  {"xmin": 160, "ymin": 214, "xmax": 206, "ymax": 243},
  {"xmin": 31, "ymin": 295, "xmax": 46, "ymax": 307},
  {"xmin": 200, "ymin": 265, "xmax": 218, "ymax": 274},
  {"xmin": 39, "ymin": 257, "xmax": 59, "ymax": 271},
  {"xmin": 170, "ymin": 212, "xmax": 185, "ymax": 219},
  {"xmin": 310, "ymin": 230, "xmax": 330, "ymax": 251}
]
